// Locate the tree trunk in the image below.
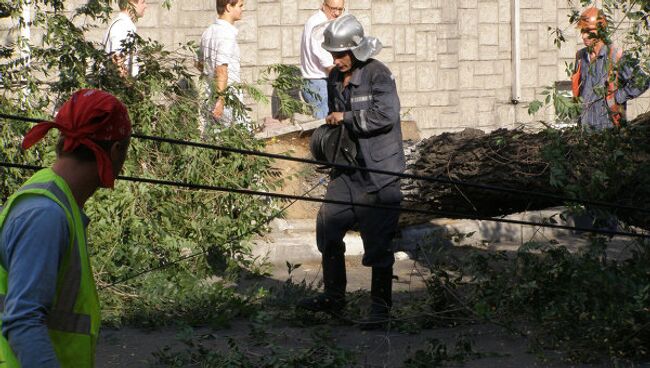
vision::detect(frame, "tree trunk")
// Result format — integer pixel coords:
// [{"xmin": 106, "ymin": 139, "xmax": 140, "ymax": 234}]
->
[{"xmin": 400, "ymin": 113, "xmax": 650, "ymax": 230}]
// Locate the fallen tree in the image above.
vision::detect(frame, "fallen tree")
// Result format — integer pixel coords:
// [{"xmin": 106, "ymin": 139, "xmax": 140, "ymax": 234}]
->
[{"xmin": 401, "ymin": 112, "xmax": 650, "ymax": 230}]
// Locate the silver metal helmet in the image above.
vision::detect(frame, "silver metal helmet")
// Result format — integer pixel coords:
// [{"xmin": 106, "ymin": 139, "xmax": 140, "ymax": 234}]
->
[{"xmin": 321, "ymin": 14, "xmax": 382, "ymax": 61}]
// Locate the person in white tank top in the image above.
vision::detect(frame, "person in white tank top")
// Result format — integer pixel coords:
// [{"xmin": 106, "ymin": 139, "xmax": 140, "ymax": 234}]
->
[{"xmin": 103, "ymin": 0, "xmax": 147, "ymax": 78}]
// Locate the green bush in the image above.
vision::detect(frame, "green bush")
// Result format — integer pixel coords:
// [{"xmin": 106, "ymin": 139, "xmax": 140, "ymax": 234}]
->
[
  {"xmin": 418, "ymin": 237, "xmax": 650, "ymax": 363},
  {"xmin": 478, "ymin": 240, "xmax": 650, "ymax": 361},
  {"xmin": 0, "ymin": 0, "xmax": 282, "ymax": 325}
]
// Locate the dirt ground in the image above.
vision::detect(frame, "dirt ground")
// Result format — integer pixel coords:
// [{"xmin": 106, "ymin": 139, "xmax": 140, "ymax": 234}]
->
[
  {"xmin": 263, "ymin": 133, "xmax": 323, "ymax": 219},
  {"xmin": 95, "ymin": 253, "xmax": 625, "ymax": 368},
  {"xmin": 97, "ymin": 321, "xmax": 593, "ymax": 368}
]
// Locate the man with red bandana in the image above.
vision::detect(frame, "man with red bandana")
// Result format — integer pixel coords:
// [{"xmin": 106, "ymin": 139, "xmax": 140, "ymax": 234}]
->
[{"xmin": 0, "ymin": 89, "xmax": 131, "ymax": 367}]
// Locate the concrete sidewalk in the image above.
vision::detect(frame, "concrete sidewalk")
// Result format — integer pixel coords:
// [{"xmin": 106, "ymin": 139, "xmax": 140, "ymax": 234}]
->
[{"xmin": 251, "ymin": 206, "xmax": 632, "ymax": 265}]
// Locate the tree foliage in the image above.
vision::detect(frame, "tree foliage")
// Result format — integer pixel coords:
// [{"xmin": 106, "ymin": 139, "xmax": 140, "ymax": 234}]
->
[
  {"xmin": 404, "ymin": 1, "xmax": 650, "ymax": 363},
  {"xmin": 0, "ymin": 0, "xmax": 284, "ymax": 323}
]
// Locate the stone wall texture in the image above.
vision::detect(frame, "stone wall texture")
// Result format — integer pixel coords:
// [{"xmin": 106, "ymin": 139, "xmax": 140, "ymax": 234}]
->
[{"xmin": 2, "ymin": 0, "xmax": 649, "ymax": 137}]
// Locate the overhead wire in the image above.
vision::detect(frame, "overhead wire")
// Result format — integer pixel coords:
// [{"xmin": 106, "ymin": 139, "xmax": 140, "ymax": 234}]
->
[
  {"xmin": 2, "ymin": 108, "xmax": 649, "ymax": 285},
  {"xmin": 1, "ymin": 111, "xmax": 648, "ymax": 215},
  {"xmin": 1, "ymin": 161, "xmax": 647, "ymax": 239}
]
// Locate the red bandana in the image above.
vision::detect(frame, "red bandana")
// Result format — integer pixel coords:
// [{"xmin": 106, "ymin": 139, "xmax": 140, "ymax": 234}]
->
[{"xmin": 22, "ymin": 89, "xmax": 132, "ymax": 188}]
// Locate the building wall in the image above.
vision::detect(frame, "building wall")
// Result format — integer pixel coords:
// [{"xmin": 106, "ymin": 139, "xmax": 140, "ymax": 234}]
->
[{"xmin": 2, "ymin": 0, "xmax": 649, "ymax": 137}]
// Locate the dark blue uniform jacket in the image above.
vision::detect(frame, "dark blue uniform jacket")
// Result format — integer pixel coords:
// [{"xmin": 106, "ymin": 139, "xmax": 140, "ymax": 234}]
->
[{"xmin": 327, "ymin": 58, "xmax": 405, "ymax": 192}]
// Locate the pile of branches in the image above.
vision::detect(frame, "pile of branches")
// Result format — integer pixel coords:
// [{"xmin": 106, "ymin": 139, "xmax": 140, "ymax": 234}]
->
[{"xmin": 401, "ymin": 113, "xmax": 650, "ymax": 229}]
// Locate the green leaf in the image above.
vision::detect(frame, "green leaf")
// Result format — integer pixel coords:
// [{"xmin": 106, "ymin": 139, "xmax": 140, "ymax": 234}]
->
[{"xmin": 527, "ymin": 100, "xmax": 543, "ymax": 115}]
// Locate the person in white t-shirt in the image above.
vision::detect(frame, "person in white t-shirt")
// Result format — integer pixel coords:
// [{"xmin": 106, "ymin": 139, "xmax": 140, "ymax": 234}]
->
[
  {"xmin": 300, "ymin": 0, "xmax": 346, "ymax": 119},
  {"xmin": 103, "ymin": 0, "xmax": 147, "ymax": 78},
  {"xmin": 197, "ymin": 0, "xmax": 250, "ymax": 133}
]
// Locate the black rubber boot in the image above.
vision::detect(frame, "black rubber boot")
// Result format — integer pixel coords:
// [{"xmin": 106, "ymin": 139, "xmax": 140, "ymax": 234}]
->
[
  {"xmin": 360, "ymin": 266, "xmax": 393, "ymax": 330},
  {"xmin": 298, "ymin": 253, "xmax": 347, "ymax": 314}
]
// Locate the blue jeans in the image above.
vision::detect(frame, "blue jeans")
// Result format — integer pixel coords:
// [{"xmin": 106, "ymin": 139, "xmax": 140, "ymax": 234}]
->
[{"xmin": 302, "ymin": 78, "xmax": 328, "ymax": 119}]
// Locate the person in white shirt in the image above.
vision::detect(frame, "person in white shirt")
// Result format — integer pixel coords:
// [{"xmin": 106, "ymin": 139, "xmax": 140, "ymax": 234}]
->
[
  {"xmin": 197, "ymin": 0, "xmax": 250, "ymax": 132},
  {"xmin": 103, "ymin": 0, "xmax": 147, "ymax": 78},
  {"xmin": 300, "ymin": 0, "xmax": 346, "ymax": 119}
]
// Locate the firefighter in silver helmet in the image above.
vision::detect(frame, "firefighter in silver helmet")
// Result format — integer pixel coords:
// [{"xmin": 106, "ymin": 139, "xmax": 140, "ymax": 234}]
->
[{"xmin": 299, "ymin": 14, "xmax": 404, "ymax": 330}]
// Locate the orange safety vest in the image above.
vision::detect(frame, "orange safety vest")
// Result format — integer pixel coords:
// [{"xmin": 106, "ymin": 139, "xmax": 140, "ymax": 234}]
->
[{"xmin": 571, "ymin": 45, "xmax": 624, "ymax": 127}]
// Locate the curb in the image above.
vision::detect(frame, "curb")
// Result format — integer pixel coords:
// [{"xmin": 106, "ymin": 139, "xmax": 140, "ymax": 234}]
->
[{"xmin": 251, "ymin": 207, "xmax": 592, "ymax": 264}]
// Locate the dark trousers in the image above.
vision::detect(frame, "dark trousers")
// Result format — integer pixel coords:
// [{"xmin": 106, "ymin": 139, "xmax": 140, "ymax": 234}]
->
[{"xmin": 316, "ymin": 175, "xmax": 401, "ymax": 268}]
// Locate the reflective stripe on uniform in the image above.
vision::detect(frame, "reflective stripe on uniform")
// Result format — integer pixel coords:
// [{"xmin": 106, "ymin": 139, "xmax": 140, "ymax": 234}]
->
[
  {"xmin": 356, "ymin": 110, "xmax": 369, "ymax": 133},
  {"xmin": 351, "ymin": 94, "xmax": 372, "ymax": 103}
]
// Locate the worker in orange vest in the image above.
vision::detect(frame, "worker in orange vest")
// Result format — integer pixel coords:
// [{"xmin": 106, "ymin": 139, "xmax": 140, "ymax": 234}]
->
[{"xmin": 571, "ymin": 7, "xmax": 649, "ymax": 130}]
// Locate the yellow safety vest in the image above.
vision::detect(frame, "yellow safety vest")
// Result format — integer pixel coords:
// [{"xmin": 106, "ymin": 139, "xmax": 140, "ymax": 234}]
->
[{"xmin": 0, "ymin": 169, "xmax": 100, "ymax": 367}]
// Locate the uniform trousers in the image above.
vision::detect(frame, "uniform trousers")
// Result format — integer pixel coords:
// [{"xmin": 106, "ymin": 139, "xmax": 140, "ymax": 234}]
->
[{"xmin": 316, "ymin": 173, "xmax": 401, "ymax": 268}]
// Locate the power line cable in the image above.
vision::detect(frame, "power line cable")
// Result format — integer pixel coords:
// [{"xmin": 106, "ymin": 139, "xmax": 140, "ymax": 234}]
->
[
  {"xmin": 1, "ymin": 112, "xmax": 648, "ymax": 215},
  {"xmin": 1, "ymin": 161, "xmax": 647, "ymax": 239},
  {"xmin": 132, "ymin": 135, "xmax": 650, "ymax": 214}
]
